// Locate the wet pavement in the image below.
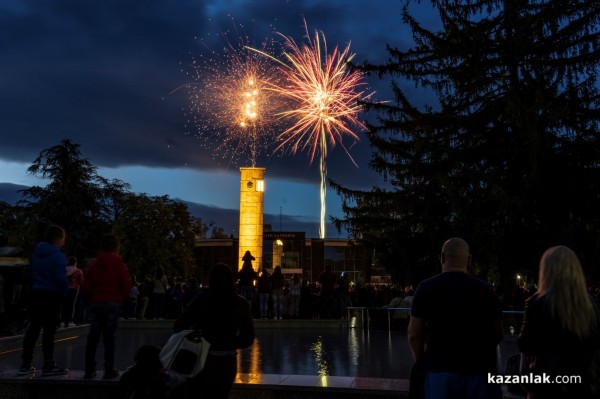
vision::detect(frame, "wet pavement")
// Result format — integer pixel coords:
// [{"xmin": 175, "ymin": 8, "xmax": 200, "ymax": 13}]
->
[{"xmin": 0, "ymin": 319, "xmax": 519, "ymax": 379}]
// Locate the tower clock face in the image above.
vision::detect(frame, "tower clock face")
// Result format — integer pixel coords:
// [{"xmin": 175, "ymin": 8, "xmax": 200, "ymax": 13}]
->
[{"xmin": 247, "ymin": 181, "xmax": 253, "ymax": 189}]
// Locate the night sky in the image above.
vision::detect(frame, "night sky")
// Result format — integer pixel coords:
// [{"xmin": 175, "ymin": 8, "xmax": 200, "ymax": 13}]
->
[{"xmin": 0, "ymin": 0, "xmax": 435, "ymax": 237}]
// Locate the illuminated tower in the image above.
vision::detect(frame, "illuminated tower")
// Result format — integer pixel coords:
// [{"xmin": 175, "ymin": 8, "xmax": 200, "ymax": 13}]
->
[{"xmin": 238, "ymin": 167, "xmax": 265, "ymax": 271}]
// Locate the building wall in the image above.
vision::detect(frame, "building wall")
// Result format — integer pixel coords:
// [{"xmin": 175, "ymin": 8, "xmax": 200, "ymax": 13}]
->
[
  {"xmin": 194, "ymin": 237, "xmax": 371, "ymax": 285},
  {"xmin": 194, "ymin": 239, "xmax": 238, "ymax": 285}
]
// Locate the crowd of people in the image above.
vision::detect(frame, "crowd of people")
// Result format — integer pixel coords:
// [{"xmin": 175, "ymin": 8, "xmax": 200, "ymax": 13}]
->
[
  {"xmin": 4, "ymin": 225, "xmax": 600, "ymax": 398},
  {"xmin": 13, "ymin": 224, "xmax": 255, "ymax": 399}
]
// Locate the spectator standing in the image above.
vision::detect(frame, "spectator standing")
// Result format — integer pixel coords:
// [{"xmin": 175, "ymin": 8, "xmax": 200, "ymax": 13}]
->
[
  {"xmin": 81, "ymin": 234, "xmax": 131, "ymax": 380},
  {"xmin": 18, "ymin": 225, "xmax": 69, "ymax": 376},
  {"xmin": 518, "ymin": 246, "xmax": 599, "ymax": 398},
  {"xmin": 318, "ymin": 264, "xmax": 337, "ymax": 318},
  {"xmin": 257, "ymin": 269, "xmax": 270, "ymax": 319},
  {"xmin": 124, "ymin": 276, "xmax": 139, "ymax": 320},
  {"xmin": 337, "ymin": 273, "xmax": 351, "ymax": 319},
  {"xmin": 237, "ymin": 251, "xmax": 258, "ymax": 305},
  {"xmin": 299, "ymin": 279, "xmax": 312, "ymax": 319},
  {"xmin": 152, "ymin": 267, "xmax": 169, "ymax": 319},
  {"xmin": 137, "ymin": 277, "xmax": 152, "ymax": 320},
  {"xmin": 408, "ymin": 237, "xmax": 503, "ymax": 399},
  {"xmin": 270, "ymin": 266, "xmax": 285, "ymax": 320},
  {"xmin": 174, "ymin": 263, "xmax": 255, "ymax": 399},
  {"xmin": 309, "ymin": 281, "xmax": 321, "ymax": 319},
  {"xmin": 61, "ymin": 256, "xmax": 83, "ymax": 327},
  {"xmin": 167, "ymin": 281, "xmax": 184, "ymax": 319},
  {"xmin": 180, "ymin": 277, "xmax": 200, "ymax": 310},
  {"xmin": 384, "ymin": 289, "xmax": 407, "ymax": 331},
  {"xmin": 288, "ymin": 274, "xmax": 301, "ymax": 319}
]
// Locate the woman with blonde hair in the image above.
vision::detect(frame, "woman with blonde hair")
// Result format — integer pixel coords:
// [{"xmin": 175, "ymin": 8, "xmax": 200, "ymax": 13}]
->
[{"xmin": 518, "ymin": 245, "xmax": 599, "ymax": 398}]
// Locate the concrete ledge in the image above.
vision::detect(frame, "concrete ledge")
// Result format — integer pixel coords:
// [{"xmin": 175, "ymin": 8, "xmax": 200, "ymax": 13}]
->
[
  {"xmin": 0, "ymin": 371, "xmax": 408, "ymax": 399},
  {"xmin": 116, "ymin": 318, "xmax": 349, "ymax": 330},
  {"xmin": 0, "ymin": 370, "xmax": 127, "ymax": 399}
]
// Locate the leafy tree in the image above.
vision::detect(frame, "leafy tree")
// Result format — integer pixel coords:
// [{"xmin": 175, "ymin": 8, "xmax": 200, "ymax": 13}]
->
[
  {"xmin": 97, "ymin": 176, "xmax": 132, "ymax": 224},
  {"xmin": 114, "ymin": 194, "xmax": 196, "ymax": 280},
  {"xmin": 5, "ymin": 140, "xmax": 227, "ymax": 282},
  {"xmin": 333, "ymin": 0, "xmax": 600, "ymax": 287},
  {"xmin": 19, "ymin": 139, "xmax": 109, "ymax": 259},
  {"xmin": 0, "ymin": 201, "xmax": 20, "ymax": 246}
]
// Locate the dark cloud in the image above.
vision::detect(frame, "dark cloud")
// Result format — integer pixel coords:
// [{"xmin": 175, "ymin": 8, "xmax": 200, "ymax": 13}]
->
[{"xmin": 1, "ymin": 0, "xmax": 408, "ymax": 189}]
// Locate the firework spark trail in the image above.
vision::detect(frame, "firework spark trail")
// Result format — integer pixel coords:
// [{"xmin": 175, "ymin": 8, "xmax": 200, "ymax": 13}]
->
[
  {"xmin": 178, "ymin": 22, "xmax": 284, "ymax": 167},
  {"xmin": 265, "ymin": 21, "xmax": 372, "ymax": 238}
]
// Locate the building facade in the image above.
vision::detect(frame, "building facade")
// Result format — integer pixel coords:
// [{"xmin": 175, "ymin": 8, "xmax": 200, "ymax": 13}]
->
[{"xmin": 193, "ymin": 234, "xmax": 371, "ymax": 285}]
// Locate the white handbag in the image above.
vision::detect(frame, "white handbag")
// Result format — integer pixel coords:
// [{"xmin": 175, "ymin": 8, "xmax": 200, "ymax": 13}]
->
[{"xmin": 159, "ymin": 329, "xmax": 210, "ymax": 378}]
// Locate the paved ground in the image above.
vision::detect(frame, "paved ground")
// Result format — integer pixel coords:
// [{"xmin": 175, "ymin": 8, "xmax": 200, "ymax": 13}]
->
[
  {"xmin": 0, "ymin": 320, "xmax": 525, "ymax": 399},
  {"xmin": 0, "ymin": 319, "xmax": 519, "ymax": 379}
]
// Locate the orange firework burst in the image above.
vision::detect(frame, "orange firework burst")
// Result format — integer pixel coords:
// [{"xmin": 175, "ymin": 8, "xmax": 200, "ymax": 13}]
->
[
  {"xmin": 273, "ymin": 20, "xmax": 371, "ymax": 164},
  {"xmin": 267, "ymin": 20, "xmax": 372, "ymax": 238},
  {"xmin": 178, "ymin": 22, "xmax": 284, "ymax": 166}
]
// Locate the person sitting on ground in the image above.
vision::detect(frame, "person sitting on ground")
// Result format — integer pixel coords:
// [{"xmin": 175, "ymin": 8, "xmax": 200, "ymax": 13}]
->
[{"xmin": 120, "ymin": 345, "xmax": 185, "ymax": 399}]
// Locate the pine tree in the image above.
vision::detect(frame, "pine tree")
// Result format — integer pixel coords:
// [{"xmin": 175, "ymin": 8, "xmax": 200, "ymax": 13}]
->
[{"xmin": 332, "ymin": 0, "xmax": 600, "ymax": 286}]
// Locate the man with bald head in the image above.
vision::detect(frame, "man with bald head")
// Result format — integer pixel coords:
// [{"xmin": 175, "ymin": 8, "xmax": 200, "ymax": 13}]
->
[{"xmin": 408, "ymin": 238, "xmax": 503, "ymax": 399}]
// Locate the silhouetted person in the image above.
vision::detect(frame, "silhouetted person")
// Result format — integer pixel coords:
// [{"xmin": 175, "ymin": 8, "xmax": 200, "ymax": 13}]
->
[
  {"xmin": 270, "ymin": 265, "xmax": 285, "ymax": 319},
  {"xmin": 408, "ymin": 237, "xmax": 503, "ymax": 399},
  {"xmin": 174, "ymin": 263, "xmax": 254, "ymax": 399},
  {"xmin": 120, "ymin": 345, "xmax": 185, "ymax": 399},
  {"xmin": 318, "ymin": 264, "xmax": 336, "ymax": 318},
  {"xmin": 257, "ymin": 269, "xmax": 270, "ymax": 319},
  {"xmin": 19, "ymin": 225, "xmax": 69, "ymax": 376},
  {"xmin": 519, "ymin": 246, "xmax": 600, "ymax": 398},
  {"xmin": 237, "ymin": 251, "xmax": 258, "ymax": 304},
  {"xmin": 152, "ymin": 267, "xmax": 169, "ymax": 319},
  {"xmin": 61, "ymin": 256, "xmax": 83, "ymax": 327},
  {"xmin": 81, "ymin": 234, "xmax": 131, "ymax": 380}
]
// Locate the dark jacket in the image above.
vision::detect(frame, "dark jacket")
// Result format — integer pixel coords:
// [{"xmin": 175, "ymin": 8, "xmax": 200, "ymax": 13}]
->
[
  {"xmin": 28, "ymin": 241, "xmax": 69, "ymax": 296},
  {"xmin": 518, "ymin": 293, "xmax": 600, "ymax": 397},
  {"xmin": 173, "ymin": 290, "xmax": 254, "ymax": 352}
]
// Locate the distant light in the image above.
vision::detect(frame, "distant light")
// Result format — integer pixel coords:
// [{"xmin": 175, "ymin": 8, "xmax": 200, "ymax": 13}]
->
[
  {"xmin": 275, "ymin": 239, "xmax": 283, "ymax": 246},
  {"xmin": 256, "ymin": 180, "xmax": 264, "ymax": 192}
]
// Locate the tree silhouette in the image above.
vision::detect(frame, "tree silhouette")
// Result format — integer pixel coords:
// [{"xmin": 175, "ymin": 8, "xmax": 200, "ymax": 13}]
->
[
  {"xmin": 333, "ymin": 1, "xmax": 600, "ymax": 286},
  {"xmin": 19, "ymin": 139, "xmax": 108, "ymax": 258}
]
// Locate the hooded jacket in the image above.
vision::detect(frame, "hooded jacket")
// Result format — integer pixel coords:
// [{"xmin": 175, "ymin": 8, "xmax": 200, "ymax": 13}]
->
[
  {"xmin": 28, "ymin": 241, "xmax": 69, "ymax": 296},
  {"xmin": 81, "ymin": 251, "xmax": 131, "ymax": 304}
]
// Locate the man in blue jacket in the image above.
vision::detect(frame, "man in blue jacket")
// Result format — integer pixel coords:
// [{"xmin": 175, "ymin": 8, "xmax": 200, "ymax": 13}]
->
[{"xmin": 18, "ymin": 225, "xmax": 69, "ymax": 376}]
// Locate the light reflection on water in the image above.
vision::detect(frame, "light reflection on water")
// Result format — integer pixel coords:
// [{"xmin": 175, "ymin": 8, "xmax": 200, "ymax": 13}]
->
[
  {"xmin": 237, "ymin": 328, "xmax": 414, "ymax": 379},
  {"xmin": 311, "ymin": 337, "xmax": 329, "ymax": 376},
  {"xmin": 0, "ymin": 326, "xmax": 518, "ymax": 378}
]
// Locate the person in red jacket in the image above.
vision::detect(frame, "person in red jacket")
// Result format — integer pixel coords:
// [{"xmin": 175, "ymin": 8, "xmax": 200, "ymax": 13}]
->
[{"xmin": 81, "ymin": 234, "xmax": 131, "ymax": 380}]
